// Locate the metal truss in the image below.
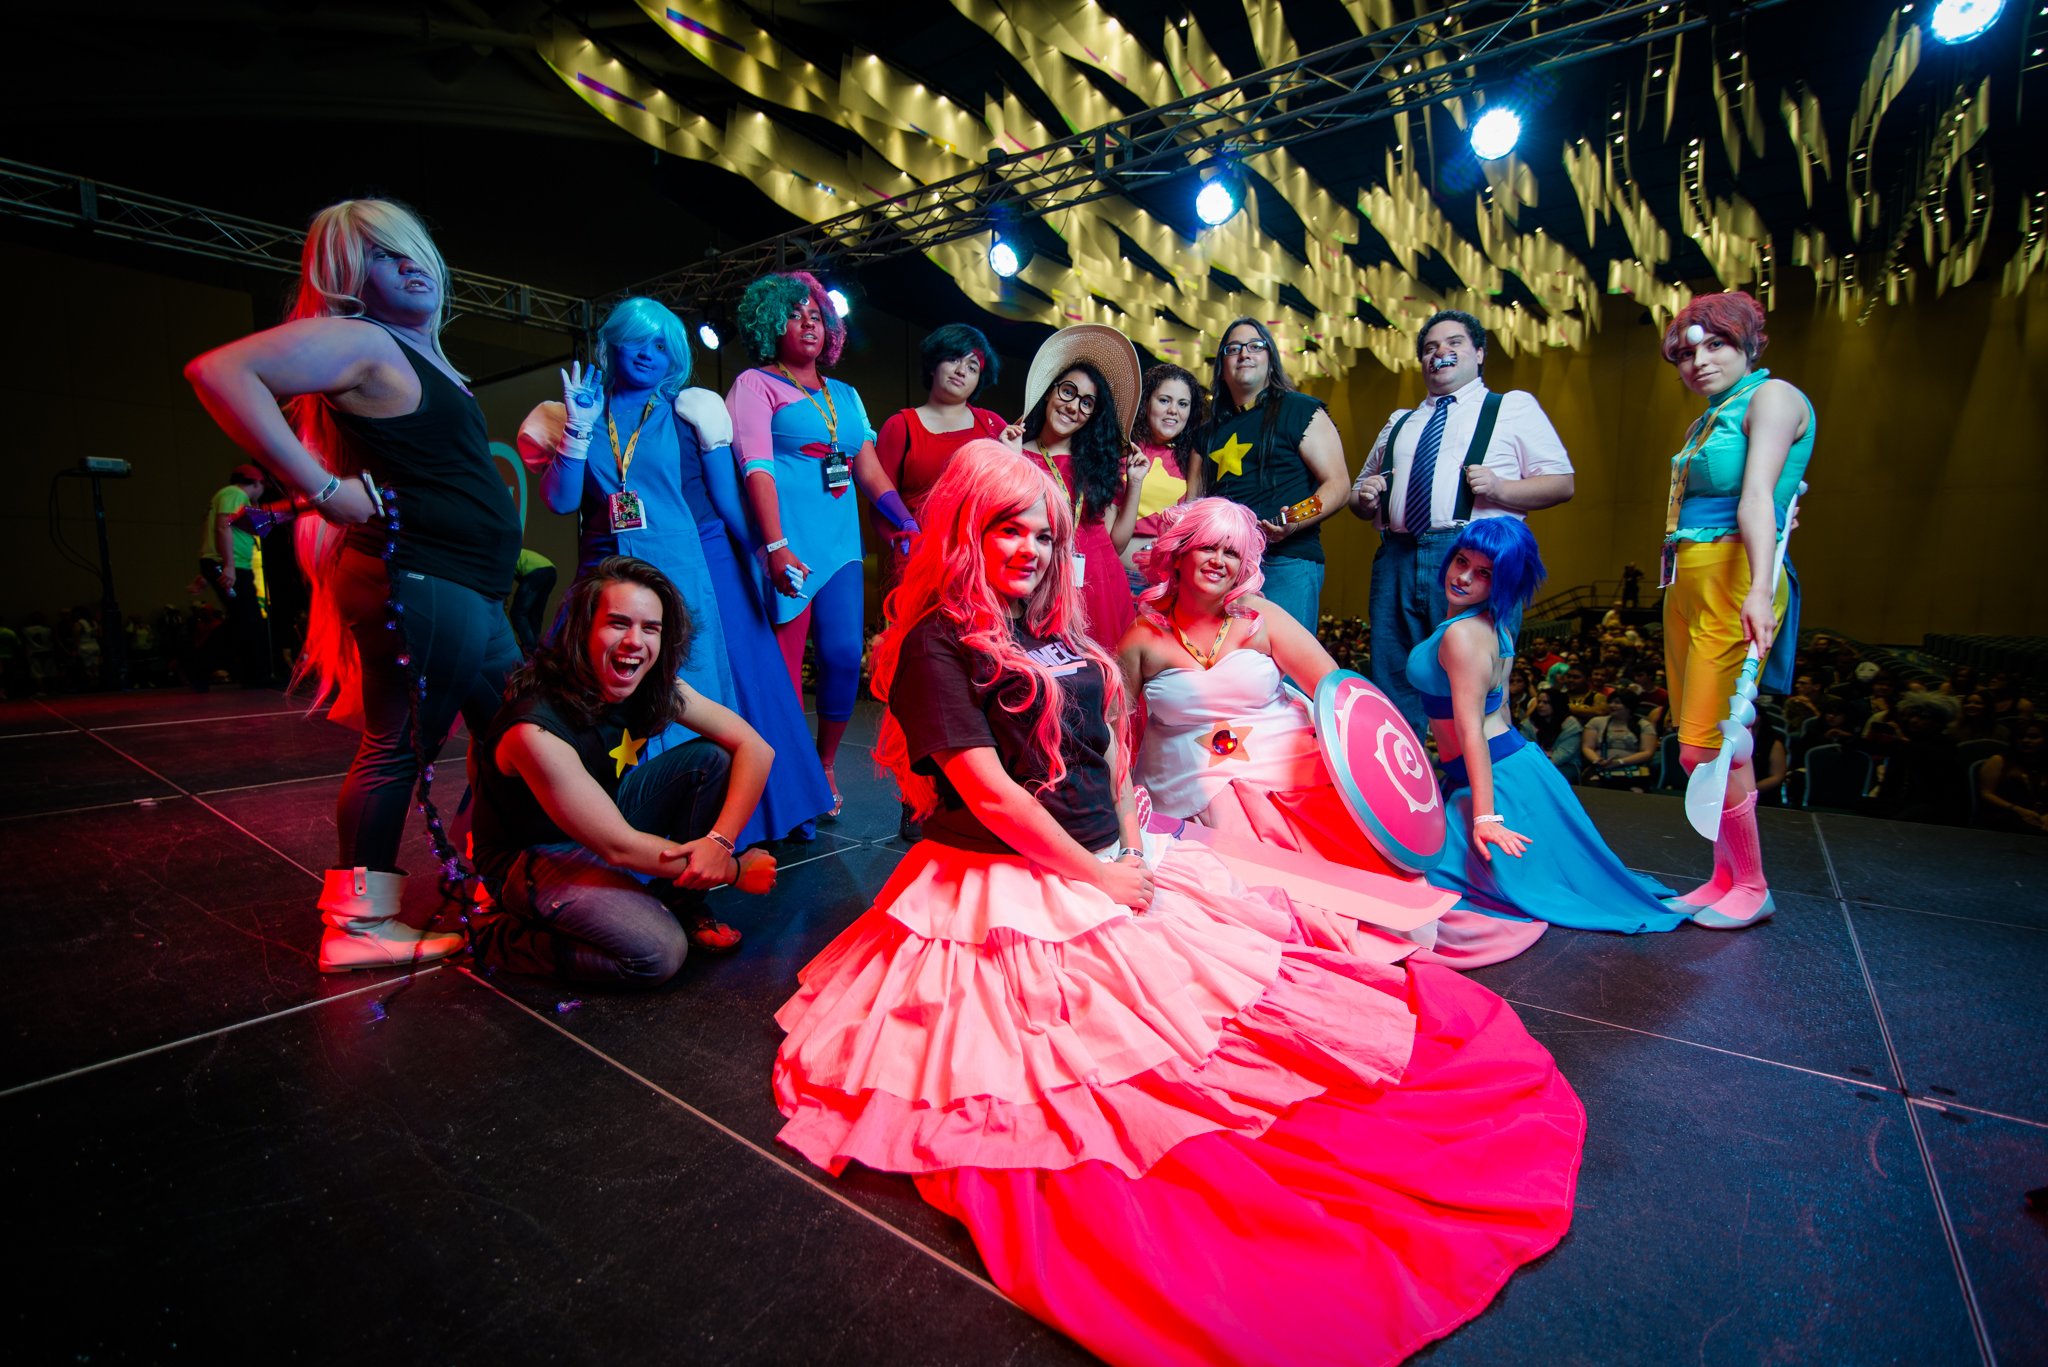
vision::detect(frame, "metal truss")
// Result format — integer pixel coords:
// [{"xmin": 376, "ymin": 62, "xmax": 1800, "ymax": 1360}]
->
[
  {"xmin": 605, "ymin": 0, "xmax": 1792, "ymax": 317},
  {"xmin": 0, "ymin": 157, "xmax": 590, "ymax": 336}
]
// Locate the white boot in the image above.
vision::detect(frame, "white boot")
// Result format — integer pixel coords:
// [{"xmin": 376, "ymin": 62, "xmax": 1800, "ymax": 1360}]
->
[{"xmin": 317, "ymin": 867, "xmax": 465, "ymax": 973}]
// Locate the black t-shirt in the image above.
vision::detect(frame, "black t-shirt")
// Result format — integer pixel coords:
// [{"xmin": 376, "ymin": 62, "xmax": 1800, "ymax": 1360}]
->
[
  {"xmin": 336, "ymin": 325, "xmax": 522, "ymax": 599},
  {"xmin": 1199, "ymin": 389, "xmax": 1330, "ymax": 562},
  {"xmin": 471, "ymin": 691, "xmax": 638, "ymax": 884},
  {"xmin": 889, "ymin": 614, "xmax": 1120, "ymax": 855}
]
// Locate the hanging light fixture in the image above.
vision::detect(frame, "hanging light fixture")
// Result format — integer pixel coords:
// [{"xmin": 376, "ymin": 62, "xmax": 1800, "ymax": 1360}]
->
[
  {"xmin": 1470, "ymin": 108, "xmax": 1523, "ymax": 160},
  {"xmin": 697, "ymin": 321, "xmax": 722, "ymax": 351},
  {"xmin": 826, "ymin": 288, "xmax": 851, "ymax": 318},
  {"xmin": 1928, "ymin": 0, "xmax": 2003, "ymax": 42}
]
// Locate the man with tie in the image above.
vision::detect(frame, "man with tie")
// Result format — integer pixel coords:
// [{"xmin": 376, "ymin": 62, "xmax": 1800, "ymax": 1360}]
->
[
  {"xmin": 1349, "ymin": 311, "xmax": 1575, "ymax": 733},
  {"xmin": 1187, "ymin": 316, "xmax": 1354, "ymax": 631}
]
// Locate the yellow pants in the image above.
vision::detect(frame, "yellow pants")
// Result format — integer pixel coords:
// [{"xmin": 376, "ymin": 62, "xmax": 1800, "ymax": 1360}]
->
[{"xmin": 1663, "ymin": 541, "xmax": 1789, "ymax": 749}]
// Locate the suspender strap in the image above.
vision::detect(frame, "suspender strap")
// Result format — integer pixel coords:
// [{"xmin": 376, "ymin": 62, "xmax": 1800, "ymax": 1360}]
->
[
  {"xmin": 1450, "ymin": 391, "xmax": 1505, "ymax": 523},
  {"xmin": 1377, "ymin": 408, "xmax": 1415, "ymax": 532}
]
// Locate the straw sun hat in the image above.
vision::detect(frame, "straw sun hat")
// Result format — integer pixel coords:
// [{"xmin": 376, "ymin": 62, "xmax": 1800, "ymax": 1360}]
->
[{"xmin": 1021, "ymin": 324, "xmax": 1143, "ymax": 444}]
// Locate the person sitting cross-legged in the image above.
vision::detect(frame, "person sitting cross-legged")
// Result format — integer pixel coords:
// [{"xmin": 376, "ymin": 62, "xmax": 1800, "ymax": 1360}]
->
[{"xmin": 471, "ymin": 556, "xmax": 777, "ymax": 987}]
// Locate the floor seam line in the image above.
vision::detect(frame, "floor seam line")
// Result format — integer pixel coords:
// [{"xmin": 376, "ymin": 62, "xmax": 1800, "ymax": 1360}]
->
[
  {"xmin": 1501, "ymin": 1000, "xmax": 1903, "ymax": 1092},
  {"xmin": 35, "ymin": 700, "xmax": 325, "ymax": 883},
  {"xmin": 454, "ymin": 965, "xmax": 1016, "ymax": 1308},
  {"xmin": 89, "ymin": 704, "xmax": 333, "ymax": 732},
  {"xmin": 0, "ymin": 794, "xmax": 189, "ymax": 823},
  {"xmin": 1620, "ymin": 866, "xmax": 2042, "ymax": 932},
  {"xmin": 0, "ymin": 969, "xmax": 435, "ymax": 1098},
  {"xmin": 1814, "ymin": 813, "xmax": 1997, "ymax": 1367}
]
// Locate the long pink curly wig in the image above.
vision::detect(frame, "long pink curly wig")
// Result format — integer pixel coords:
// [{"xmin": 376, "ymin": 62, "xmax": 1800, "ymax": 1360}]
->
[{"xmin": 873, "ymin": 440, "xmax": 1131, "ymax": 817}]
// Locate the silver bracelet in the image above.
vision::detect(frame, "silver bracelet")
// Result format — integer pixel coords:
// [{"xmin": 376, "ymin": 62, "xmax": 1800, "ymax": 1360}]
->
[
  {"xmin": 705, "ymin": 831, "xmax": 737, "ymax": 856},
  {"xmin": 310, "ymin": 474, "xmax": 341, "ymax": 505},
  {"xmin": 1473, "ymin": 813, "xmax": 1506, "ymax": 826}
]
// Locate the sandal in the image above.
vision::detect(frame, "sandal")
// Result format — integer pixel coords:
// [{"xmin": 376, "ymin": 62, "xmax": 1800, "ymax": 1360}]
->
[
  {"xmin": 685, "ymin": 912, "xmax": 742, "ymax": 954},
  {"xmin": 823, "ymin": 763, "xmax": 843, "ymax": 820}
]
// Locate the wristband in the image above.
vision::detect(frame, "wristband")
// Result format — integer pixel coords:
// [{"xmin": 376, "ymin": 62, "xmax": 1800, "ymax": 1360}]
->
[
  {"xmin": 762, "ymin": 538, "xmax": 789, "ymax": 554},
  {"xmin": 705, "ymin": 831, "xmax": 736, "ymax": 855},
  {"xmin": 1473, "ymin": 813, "xmax": 1506, "ymax": 826},
  {"xmin": 311, "ymin": 474, "xmax": 341, "ymax": 505},
  {"xmin": 1115, "ymin": 846, "xmax": 1146, "ymax": 861}
]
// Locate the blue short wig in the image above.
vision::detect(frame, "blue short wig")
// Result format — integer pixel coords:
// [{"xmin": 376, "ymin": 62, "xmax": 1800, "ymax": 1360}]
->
[
  {"xmin": 597, "ymin": 296, "xmax": 692, "ymax": 399},
  {"xmin": 1445, "ymin": 516, "xmax": 1547, "ymax": 613}
]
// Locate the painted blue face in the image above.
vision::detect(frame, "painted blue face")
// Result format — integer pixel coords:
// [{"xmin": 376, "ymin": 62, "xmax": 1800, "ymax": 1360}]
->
[{"xmin": 609, "ymin": 333, "xmax": 672, "ymax": 392}]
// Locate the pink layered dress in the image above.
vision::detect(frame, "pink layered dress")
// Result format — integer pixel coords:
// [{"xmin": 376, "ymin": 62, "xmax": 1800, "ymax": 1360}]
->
[
  {"xmin": 1140, "ymin": 644, "xmax": 1550, "ymax": 969},
  {"xmin": 773, "ymin": 622, "xmax": 1583, "ymax": 1367}
]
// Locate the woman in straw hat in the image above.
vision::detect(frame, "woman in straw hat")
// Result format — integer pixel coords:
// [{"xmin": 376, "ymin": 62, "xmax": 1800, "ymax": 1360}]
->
[{"xmin": 1012, "ymin": 324, "xmax": 1150, "ymax": 650}]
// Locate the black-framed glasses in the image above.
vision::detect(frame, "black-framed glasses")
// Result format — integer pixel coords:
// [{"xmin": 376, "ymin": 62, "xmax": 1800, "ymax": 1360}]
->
[
  {"xmin": 1054, "ymin": 380, "xmax": 1097, "ymax": 413},
  {"xmin": 1221, "ymin": 338, "xmax": 1270, "ymax": 357}
]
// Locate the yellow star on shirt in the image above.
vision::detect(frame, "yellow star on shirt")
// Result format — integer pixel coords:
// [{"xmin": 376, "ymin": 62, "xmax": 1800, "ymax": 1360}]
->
[
  {"xmin": 610, "ymin": 727, "xmax": 646, "ymax": 778},
  {"xmin": 1210, "ymin": 433, "xmax": 1254, "ymax": 478}
]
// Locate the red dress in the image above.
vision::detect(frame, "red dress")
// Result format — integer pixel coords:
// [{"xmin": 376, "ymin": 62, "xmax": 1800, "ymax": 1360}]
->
[
  {"xmin": 875, "ymin": 406, "xmax": 1009, "ymax": 599},
  {"xmin": 1037, "ymin": 447, "xmax": 1137, "ymax": 651}
]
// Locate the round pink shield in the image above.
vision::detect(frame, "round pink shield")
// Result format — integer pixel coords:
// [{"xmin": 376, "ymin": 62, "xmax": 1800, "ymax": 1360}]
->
[{"xmin": 1312, "ymin": 671, "xmax": 1446, "ymax": 873}]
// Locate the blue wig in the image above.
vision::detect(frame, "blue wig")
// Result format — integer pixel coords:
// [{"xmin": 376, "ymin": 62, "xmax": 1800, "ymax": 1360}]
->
[
  {"xmin": 1445, "ymin": 516, "xmax": 1547, "ymax": 613},
  {"xmin": 597, "ymin": 296, "xmax": 693, "ymax": 399}
]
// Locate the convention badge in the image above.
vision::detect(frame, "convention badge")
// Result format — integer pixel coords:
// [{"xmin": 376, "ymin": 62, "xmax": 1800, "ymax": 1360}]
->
[
  {"xmin": 608, "ymin": 489, "xmax": 648, "ymax": 533},
  {"xmin": 1279, "ymin": 493, "xmax": 1323, "ymax": 526},
  {"xmin": 1658, "ymin": 538, "xmax": 1678, "ymax": 589},
  {"xmin": 1312, "ymin": 669, "xmax": 1446, "ymax": 873},
  {"xmin": 821, "ymin": 447, "xmax": 852, "ymax": 495},
  {"xmin": 1072, "ymin": 551, "xmax": 1087, "ymax": 586}
]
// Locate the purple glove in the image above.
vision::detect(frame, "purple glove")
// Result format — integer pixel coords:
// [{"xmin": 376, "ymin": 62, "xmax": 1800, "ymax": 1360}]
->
[{"xmin": 874, "ymin": 490, "xmax": 920, "ymax": 553}]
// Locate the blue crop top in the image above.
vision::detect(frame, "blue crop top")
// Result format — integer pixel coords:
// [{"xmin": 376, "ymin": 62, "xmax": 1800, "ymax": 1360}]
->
[{"xmin": 1405, "ymin": 608, "xmax": 1512, "ymax": 719}]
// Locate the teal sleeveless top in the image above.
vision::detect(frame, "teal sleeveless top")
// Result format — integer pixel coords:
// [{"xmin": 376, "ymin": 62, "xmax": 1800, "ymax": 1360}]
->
[
  {"xmin": 1406, "ymin": 607, "xmax": 1513, "ymax": 719},
  {"xmin": 1671, "ymin": 369, "xmax": 1815, "ymax": 542}
]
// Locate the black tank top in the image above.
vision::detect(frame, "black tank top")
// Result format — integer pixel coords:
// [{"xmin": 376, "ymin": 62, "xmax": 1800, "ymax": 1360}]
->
[
  {"xmin": 335, "ymin": 321, "xmax": 521, "ymax": 598},
  {"xmin": 471, "ymin": 691, "xmax": 635, "ymax": 884}
]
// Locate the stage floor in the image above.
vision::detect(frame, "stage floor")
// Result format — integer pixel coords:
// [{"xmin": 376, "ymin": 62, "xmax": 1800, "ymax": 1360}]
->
[{"xmin": 4, "ymin": 687, "xmax": 2042, "ymax": 1365}]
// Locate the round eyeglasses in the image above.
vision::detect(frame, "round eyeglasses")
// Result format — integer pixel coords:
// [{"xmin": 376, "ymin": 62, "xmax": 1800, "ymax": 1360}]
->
[{"xmin": 1054, "ymin": 380, "xmax": 1097, "ymax": 413}]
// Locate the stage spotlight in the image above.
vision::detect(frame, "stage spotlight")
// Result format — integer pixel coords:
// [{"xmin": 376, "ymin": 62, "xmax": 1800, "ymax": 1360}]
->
[
  {"xmin": 697, "ymin": 321, "xmax": 721, "ymax": 351},
  {"xmin": 988, "ymin": 234, "xmax": 1025, "ymax": 278},
  {"xmin": 1928, "ymin": 0, "xmax": 2002, "ymax": 42},
  {"xmin": 826, "ymin": 288, "xmax": 851, "ymax": 318},
  {"xmin": 1470, "ymin": 108, "xmax": 1522, "ymax": 161},
  {"xmin": 1196, "ymin": 175, "xmax": 1241, "ymax": 227}
]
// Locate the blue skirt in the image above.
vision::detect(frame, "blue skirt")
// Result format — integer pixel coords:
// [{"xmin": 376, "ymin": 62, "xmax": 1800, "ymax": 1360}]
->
[
  {"xmin": 1429, "ymin": 735, "xmax": 1687, "ymax": 934},
  {"xmin": 673, "ymin": 519, "xmax": 832, "ymax": 845}
]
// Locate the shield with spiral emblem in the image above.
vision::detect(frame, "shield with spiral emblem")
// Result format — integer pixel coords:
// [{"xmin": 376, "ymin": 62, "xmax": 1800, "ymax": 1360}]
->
[{"xmin": 1311, "ymin": 670, "xmax": 1447, "ymax": 873}]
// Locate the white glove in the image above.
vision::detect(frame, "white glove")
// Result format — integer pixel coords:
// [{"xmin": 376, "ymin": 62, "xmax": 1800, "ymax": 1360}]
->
[
  {"xmin": 559, "ymin": 361, "xmax": 605, "ymax": 462},
  {"xmin": 674, "ymin": 387, "xmax": 734, "ymax": 450}
]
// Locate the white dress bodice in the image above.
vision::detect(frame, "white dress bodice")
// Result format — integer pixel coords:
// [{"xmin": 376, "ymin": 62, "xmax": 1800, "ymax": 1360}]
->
[{"xmin": 1138, "ymin": 648, "xmax": 1327, "ymax": 818}]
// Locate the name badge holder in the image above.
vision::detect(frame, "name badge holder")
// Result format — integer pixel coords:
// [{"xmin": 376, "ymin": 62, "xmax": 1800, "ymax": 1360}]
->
[
  {"xmin": 608, "ymin": 489, "xmax": 649, "ymax": 533},
  {"xmin": 822, "ymin": 446, "xmax": 852, "ymax": 494},
  {"xmin": 607, "ymin": 396, "xmax": 661, "ymax": 537}
]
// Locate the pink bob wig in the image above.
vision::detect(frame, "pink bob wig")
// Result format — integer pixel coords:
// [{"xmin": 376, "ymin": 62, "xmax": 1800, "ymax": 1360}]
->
[
  {"xmin": 1662, "ymin": 290, "xmax": 1769, "ymax": 365},
  {"xmin": 738, "ymin": 270, "xmax": 846, "ymax": 368},
  {"xmin": 872, "ymin": 439, "xmax": 1131, "ymax": 818},
  {"xmin": 1133, "ymin": 497, "xmax": 1268, "ymax": 622}
]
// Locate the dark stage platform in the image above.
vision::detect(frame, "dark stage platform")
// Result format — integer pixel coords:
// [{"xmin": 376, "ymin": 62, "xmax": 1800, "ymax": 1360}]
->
[{"xmin": 4, "ymin": 687, "xmax": 2043, "ymax": 1365}]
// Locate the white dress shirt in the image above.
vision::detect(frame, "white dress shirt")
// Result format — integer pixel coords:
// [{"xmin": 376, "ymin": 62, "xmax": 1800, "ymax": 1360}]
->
[{"xmin": 1362, "ymin": 376, "xmax": 1572, "ymax": 533}]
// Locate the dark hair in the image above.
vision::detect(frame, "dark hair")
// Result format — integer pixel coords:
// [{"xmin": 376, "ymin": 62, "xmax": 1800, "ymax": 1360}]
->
[
  {"xmin": 504, "ymin": 556, "xmax": 693, "ymax": 735},
  {"xmin": 1022, "ymin": 361, "xmax": 1124, "ymax": 521},
  {"xmin": 1137, "ymin": 363, "xmax": 1206, "ymax": 470},
  {"xmin": 1529, "ymin": 687, "xmax": 1568, "ymax": 749},
  {"xmin": 1417, "ymin": 310, "xmax": 1487, "ymax": 360},
  {"xmin": 920, "ymin": 324, "xmax": 998, "ymax": 397},
  {"xmin": 1205, "ymin": 317, "xmax": 1302, "ymax": 490}
]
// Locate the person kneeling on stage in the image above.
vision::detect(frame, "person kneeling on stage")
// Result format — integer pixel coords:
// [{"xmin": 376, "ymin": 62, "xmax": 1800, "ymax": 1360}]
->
[{"xmin": 471, "ymin": 556, "xmax": 776, "ymax": 987}]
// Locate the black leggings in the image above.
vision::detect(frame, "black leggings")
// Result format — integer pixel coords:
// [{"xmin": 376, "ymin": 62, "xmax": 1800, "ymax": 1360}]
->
[{"xmin": 334, "ymin": 549, "xmax": 521, "ymax": 871}]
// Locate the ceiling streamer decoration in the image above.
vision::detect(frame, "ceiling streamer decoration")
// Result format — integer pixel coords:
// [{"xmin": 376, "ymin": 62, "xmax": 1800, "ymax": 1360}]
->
[{"xmin": 548, "ymin": 1, "xmax": 2022, "ymax": 380}]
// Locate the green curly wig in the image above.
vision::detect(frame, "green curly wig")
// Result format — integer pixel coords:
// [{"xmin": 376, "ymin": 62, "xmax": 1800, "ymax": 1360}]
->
[{"xmin": 737, "ymin": 271, "xmax": 845, "ymax": 367}]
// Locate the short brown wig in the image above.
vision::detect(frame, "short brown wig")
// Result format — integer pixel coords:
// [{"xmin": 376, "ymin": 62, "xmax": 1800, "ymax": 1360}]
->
[{"xmin": 1663, "ymin": 290, "xmax": 1769, "ymax": 365}]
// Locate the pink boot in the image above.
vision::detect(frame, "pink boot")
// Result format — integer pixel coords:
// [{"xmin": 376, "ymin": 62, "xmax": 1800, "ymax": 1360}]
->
[
  {"xmin": 1665, "ymin": 835, "xmax": 1734, "ymax": 911},
  {"xmin": 1693, "ymin": 793, "xmax": 1773, "ymax": 929}
]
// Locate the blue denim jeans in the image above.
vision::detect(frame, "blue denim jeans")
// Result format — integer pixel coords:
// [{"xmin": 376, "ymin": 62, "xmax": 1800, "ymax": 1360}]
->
[
  {"xmin": 478, "ymin": 740, "xmax": 733, "ymax": 988},
  {"xmin": 335, "ymin": 549, "xmax": 523, "ymax": 870},
  {"xmin": 1259, "ymin": 554, "xmax": 1327, "ymax": 633},
  {"xmin": 1368, "ymin": 530, "xmax": 1459, "ymax": 736}
]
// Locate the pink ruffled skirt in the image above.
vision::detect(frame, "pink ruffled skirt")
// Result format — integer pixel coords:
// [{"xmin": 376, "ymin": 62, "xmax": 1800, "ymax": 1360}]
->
[{"xmin": 773, "ymin": 838, "xmax": 1583, "ymax": 1367}]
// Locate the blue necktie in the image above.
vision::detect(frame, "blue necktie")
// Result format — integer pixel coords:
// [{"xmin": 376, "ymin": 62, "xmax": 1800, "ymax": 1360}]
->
[{"xmin": 1403, "ymin": 394, "xmax": 1453, "ymax": 534}]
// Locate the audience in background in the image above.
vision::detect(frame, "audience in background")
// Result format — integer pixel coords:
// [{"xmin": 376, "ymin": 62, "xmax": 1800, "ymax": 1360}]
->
[
  {"xmin": 1861, "ymin": 692, "xmax": 1963, "ymax": 824},
  {"xmin": 1976, "ymin": 721, "xmax": 2047, "ymax": 835},
  {"xmin": 1521, "ymin": 687, "xmax": 1584, "ymax": 783},
  {"xmin": 1752, "ymin": 710, "xmax": 1789, "ymax": 806},
  {"xmin": 1580, "ymin": 690, "xmax": 1657, "ymax": 792},
  {"xmin": 1950, "ymin": 693, "xmax": 2008, "ymax": 744},
  {"xmin": 1561, "ymin": 664, "xmax": 1607, "ymax": 723}
]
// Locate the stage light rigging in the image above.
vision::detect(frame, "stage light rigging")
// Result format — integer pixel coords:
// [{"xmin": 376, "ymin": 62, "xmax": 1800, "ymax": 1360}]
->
[
  {"xmin": 1195, "ymin": 175, "xmax": 1241, "ymax": 228},
  {"xmin": 988, "ymin": 233, "xmax": 1027, "ymax": 278},
  {"xmin": 1928, "ymin": 0, "xmax": 2003, "ymax": 42}
]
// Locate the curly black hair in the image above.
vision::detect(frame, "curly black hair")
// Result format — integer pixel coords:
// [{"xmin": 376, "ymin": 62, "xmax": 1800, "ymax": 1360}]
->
[{"xmin": 1021, "ymin": 360, "xmax": 1124, "ymax": 523}]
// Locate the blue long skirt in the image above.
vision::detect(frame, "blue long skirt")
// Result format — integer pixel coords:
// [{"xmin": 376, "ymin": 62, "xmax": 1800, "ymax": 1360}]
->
[
  {"xmin": 652, "ymin": 518, "xmax": 831, "ymax": 846},
  {"xmin": 1429, "ymin": 739, "xmax": 1687, "ymax": 934}
]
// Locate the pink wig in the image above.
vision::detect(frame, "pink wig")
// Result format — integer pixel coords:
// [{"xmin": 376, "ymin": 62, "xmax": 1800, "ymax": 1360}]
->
[
  {"xmin": 1133, "ymin": 496, "xmax": 1267, "ymax": 622},
  {"xmin": 873, "ymin": 439, "xmax": 1131, "ymax": 818},
  {"xmin": 1662, "ymin": 290, "xmax": 1769, "ymax": 364}
]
